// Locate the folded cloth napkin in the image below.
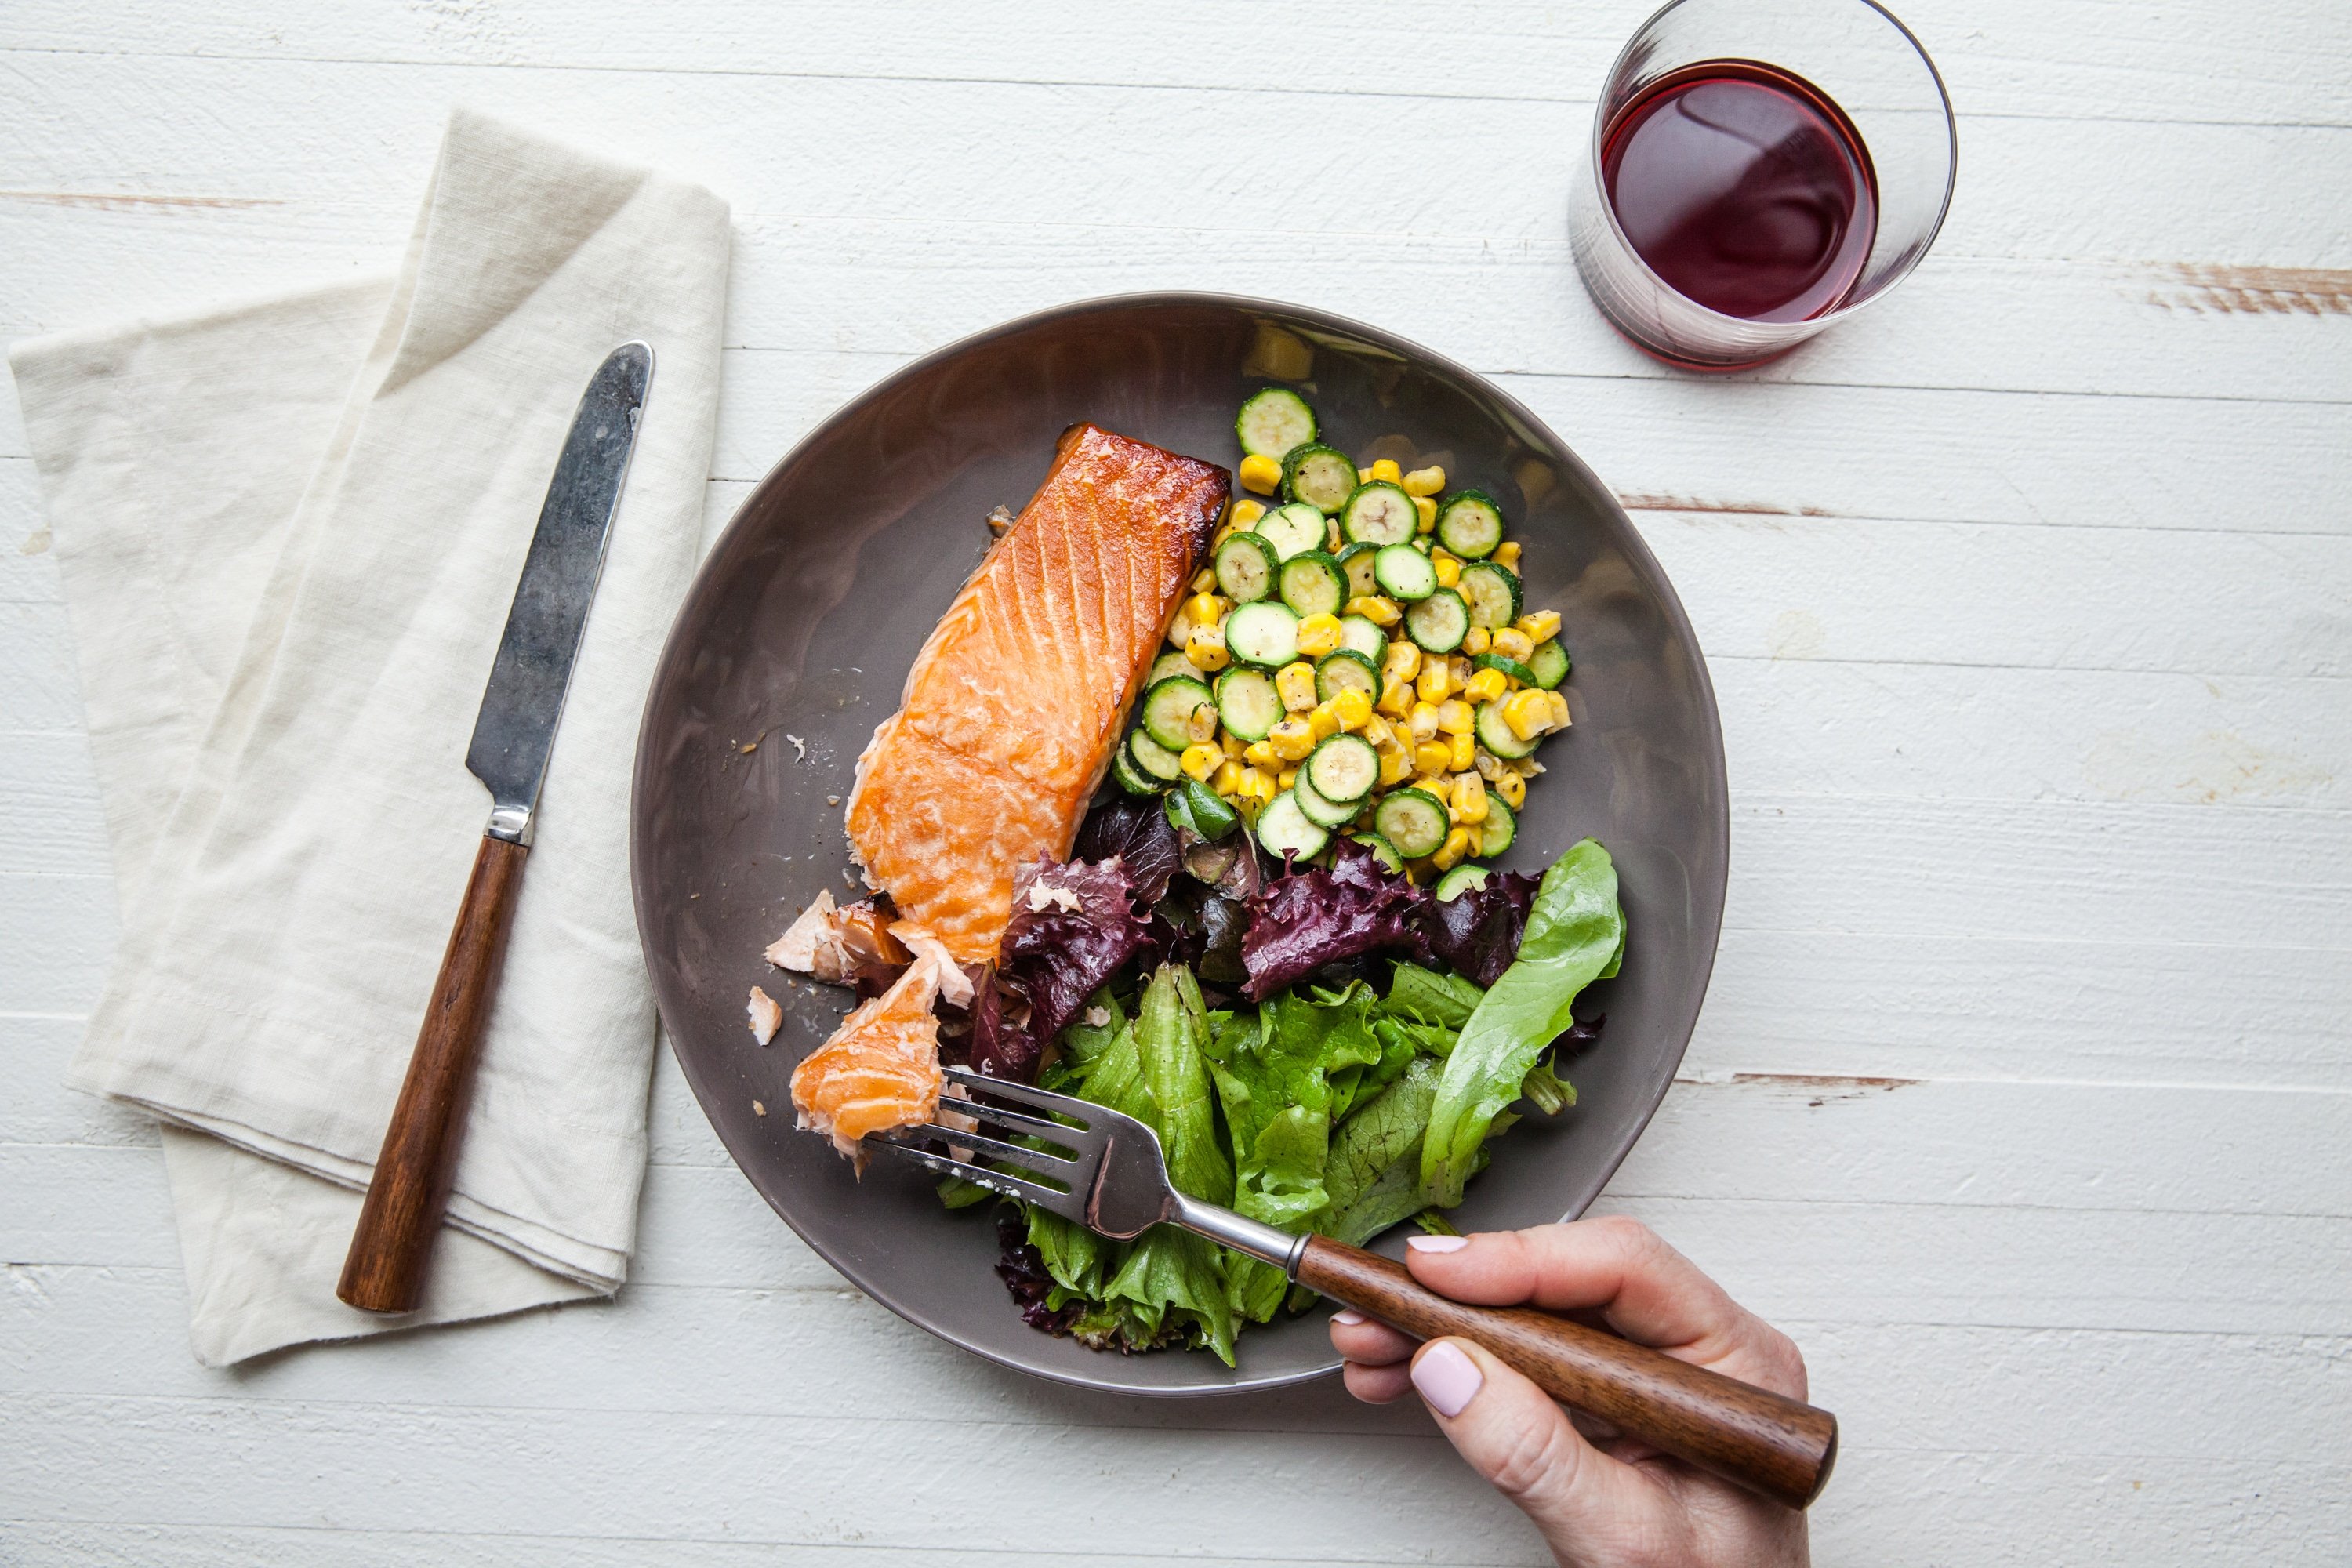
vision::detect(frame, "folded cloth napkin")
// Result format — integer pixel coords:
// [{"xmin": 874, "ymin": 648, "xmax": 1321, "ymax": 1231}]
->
[{"xmin": 10, "ymin": 109, "xmax": 731, "ymax": 1365}]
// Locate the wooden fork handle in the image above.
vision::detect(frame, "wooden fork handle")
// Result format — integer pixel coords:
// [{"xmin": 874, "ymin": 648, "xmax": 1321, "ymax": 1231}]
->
[
  {"xmin": 336, "ymin": 833, "xmax": 528, "ymax": 1314},
  {"xmin": 1296, "ymin": 1236, "xmax": 1837, "ymax": 1510}
]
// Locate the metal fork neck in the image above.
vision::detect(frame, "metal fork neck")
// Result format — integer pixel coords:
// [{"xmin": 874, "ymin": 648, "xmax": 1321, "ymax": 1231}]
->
[{"xmin": 1169, "ymin": 1193, "xmax": 1310, "ymax": 1278}]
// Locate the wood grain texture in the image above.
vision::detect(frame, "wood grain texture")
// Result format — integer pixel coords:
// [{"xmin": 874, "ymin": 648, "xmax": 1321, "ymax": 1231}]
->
[
  {"xmin": 336, "ymin": 833, "xmax": 528, "ymax": 1314},
  {"xmin": 2, "ymin": 1, "xmax": 2349, "ymax": 1562},
  {"xmin": 1294, "ymin": 1236, "xmax": 1837, "ymax": 1509}
]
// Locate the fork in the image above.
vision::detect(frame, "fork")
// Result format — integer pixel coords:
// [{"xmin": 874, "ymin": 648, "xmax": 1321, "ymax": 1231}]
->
[{"xmin": 874, "ymin": 1065, "xmax": 1838, "ymax": 1510}]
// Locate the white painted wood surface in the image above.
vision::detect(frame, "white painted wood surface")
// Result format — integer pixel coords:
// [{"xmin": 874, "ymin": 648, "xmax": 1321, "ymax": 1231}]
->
[{"xmin": 4, "ymin": 1, "xmax": 2348, "ymax": 1561}]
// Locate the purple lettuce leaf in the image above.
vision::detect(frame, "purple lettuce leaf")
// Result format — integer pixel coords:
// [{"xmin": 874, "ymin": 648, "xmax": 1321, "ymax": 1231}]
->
[
  {"xmin": 1420, "ymin": 870, "xmax": 1542, "ymax": 989},
  {"xmin": 974, "ymin": 854, "xmax": 1152, "ymax": 1080},
  {"xmin": 1073, "ymin": 797, "xmax": 1182, "ymax": 906},
  {"xmin": 1240, "ymin": 840, "xmax": 1432, "ymax": 1001},
  {"xmin": 993, "ymin": 1209, "xmax": 1078, "ymax": 1335}
]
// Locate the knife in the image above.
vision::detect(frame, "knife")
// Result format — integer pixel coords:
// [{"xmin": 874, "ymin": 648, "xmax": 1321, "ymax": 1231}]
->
[{"xmin": 337, "ymin": 342, "xmax": 654, "ymax": 1314}]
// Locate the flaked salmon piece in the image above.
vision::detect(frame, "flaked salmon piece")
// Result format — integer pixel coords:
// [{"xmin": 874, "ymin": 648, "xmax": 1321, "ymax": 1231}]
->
[
  {"xmin": 847, "ymin": 424, "xmax": 1227, "ymax": 962},
  {"xmin": 790, "ymin": 948, "xmax": 949, "ymax": 1160},
  {"xmin": 887, "ymin": 920, "xmax": 974, "ymax": 1009},
  {"xmin": 746, "ymin": 985, "xmax": 782, "ymax": 1045},
  {"xmin": 768, "ymin": 890, "xmax": 913, "ymax": 996}
]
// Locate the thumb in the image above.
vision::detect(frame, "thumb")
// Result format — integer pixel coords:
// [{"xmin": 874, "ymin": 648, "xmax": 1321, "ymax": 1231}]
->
[{"xmin": 1410, "ymin": 1338, "xmax": 1668, "ymax": 1565}]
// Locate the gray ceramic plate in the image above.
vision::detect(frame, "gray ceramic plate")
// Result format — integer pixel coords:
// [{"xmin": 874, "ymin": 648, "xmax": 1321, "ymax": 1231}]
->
[{"xmin": 630, "ymin": 293, "xmax": 1726, "ymax": 1396}]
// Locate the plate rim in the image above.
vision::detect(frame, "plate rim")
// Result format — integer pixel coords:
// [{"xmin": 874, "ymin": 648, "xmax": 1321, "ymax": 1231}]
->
[{"xmin": 630, "ymin": 289, "xmax": 1729, "ymax": 1397}]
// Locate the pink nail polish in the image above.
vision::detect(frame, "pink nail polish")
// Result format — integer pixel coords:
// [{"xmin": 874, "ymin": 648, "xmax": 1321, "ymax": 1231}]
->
[
  {"xmin": 1406, "ymin": 1233, "xmax": 1469, "ymax": 1253},
  {"xmin": 1332, "ymin": 1308, "xmax": 1366, "ymax": 1326},
  {"xmin": 1413, "ymin": 1341, "xmax": 1483, "ymax": 1417}
]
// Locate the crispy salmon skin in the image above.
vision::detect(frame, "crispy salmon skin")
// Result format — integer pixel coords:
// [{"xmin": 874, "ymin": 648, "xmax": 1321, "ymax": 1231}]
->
[{"xmin": 844, "ymin": 424, "xmax": 1227, "ymax": 962}]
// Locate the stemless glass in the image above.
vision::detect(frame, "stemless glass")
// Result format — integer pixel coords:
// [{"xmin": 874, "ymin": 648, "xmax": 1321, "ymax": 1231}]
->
[{"xmin": 1569, "ymin": 0, "xmax": 1956, "ymax": 370}]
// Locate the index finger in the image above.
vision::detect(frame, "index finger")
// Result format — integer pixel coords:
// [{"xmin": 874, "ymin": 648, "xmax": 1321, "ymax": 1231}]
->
[{"xmin": 1404, "ymin": 1216, "xmax": 1805, "ymax": 1396}]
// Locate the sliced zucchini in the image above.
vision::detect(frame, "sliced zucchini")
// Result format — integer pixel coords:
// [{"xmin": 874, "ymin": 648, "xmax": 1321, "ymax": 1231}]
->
[
  {"xmin": 1147, "ymin": 649, "xmax": 1199, "ymax": 689},
  {"xmin": 1236, "ymin": 387, "xmax": 1316, "ymax": 461},
  {"xmin": 1278, "ymin": 550, "xmax": 1348, "ymax": 618},
  {"xmin": 1256, "ymin": 501, "xmax": 1330, "ymax": 561},
  {"xmin": 1291, "ymin": 771, "xmax": 1359, "ymax": 831},
  {"xmin": 1338, "ymin": 614, "xmax": 1387, "ymax": 662},
  {"xmin": 1340, "ymin": 481, "xmax": 1419, "ymax": 546},
  {"xmin": 1214, "ymin": 532, "xmax": 1279, "ymax": 604},
  {"xmin": 1457, "ymin": 561, "xmax": 1523, "ymax": 630},
  {"xmin": 1314, "ymin": 648, "xmax": 1380, "ymax": 703},
  {"xmin": 1472, "ymin": 652, "xmax": 1537, "ymax": 685},
  {"xmin": 1435, "ymin": 491, "xmax": 1506, "ymax": 559},
  {"xmin": 1337, "ymin": 541, "xmax": 1381, "ymax": 599},
  {"xmin": 1435, "ymin": 864, "xmax": 1491, "ymax": 902},
  {"xmin": 1141, "ymin": 676, "xmax": 1216, "ymax": 751},
  {"xmin": 1214, "ymin": 668, "xmax": 1283, "ymax": 742},
  {"xmin": 1479, "ymin": 798, "xmax": 1515, "ymax": 856},
  {"xmin": 1349, "ymin": 832, "xmax": 1404, "ymax": 874},
  {"xmin": 1474, "ymin": 699, "xmax": 1537, "ymax": 760},
  {"xmin": 1282, "ymin": 444, "xmax": 1359, "ymax": 514},
  {"xmin": 1527, "ymin": 638, "xmax": 1570, "ymax": 690},
  {"xmin": 1225, "ymin": 601, "xmax": 1301, "ymax": 668},
  {"xmin": 1128, "ymin": 728, "xmax": 1185, "ymax": 782},
  {"xmin": 1305, "ymin": 732, "xmax": 1380, "ymax": 804},
  {"xmin": 1404, "ymin": 587, "xmax": 1470, "ymax": 653},
  {"xmin": 1373, "ymin": 787, "xmax": 1450, "ymax": 859},
  {"xmin": 1112, "ymin": 744, "xmax": 1163, "ymax": 796},
  {"xmin": 1255, "ymin": 789, "xmax": 1331, "ymax": 865},
  {"xmin": 1373, "ymin": 543, "xmax": 1437, "ymax": 601}
]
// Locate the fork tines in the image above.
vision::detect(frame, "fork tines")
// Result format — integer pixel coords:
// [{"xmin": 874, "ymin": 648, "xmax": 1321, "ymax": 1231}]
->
[{"xmin": 862, "ymin": 1067, "xmax": 1098, "ymax": 1213}]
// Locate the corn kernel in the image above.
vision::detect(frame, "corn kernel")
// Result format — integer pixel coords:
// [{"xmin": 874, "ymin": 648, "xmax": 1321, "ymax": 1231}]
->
[
  {"xmin": 1412, "ymin": 740, "xmax": 1454, "ymax": 776},
  {"xmin": 1346, "ymin": 595, "xmax": 1401, "ymax": 627},
  {"xmin": 1450, "ymin": 654, "xmax": 1475, "ymax": 687},
  {"xmin": 1238, "ymin": 454, "xmax": 1283, "ymax": 495},
  {"xmin": 1179, "ymin": 742, "xmax": 1221, "ymax": 781},
  {"xmin": 1450, "ymin": 772, "xmax": 1489, "ymax": 826},
  {"xmin": 1244, "ymin": 739, "xmax": 1280, "ymax": 768},
  {"xmin": 1436, "ymin": 699, "xmax": 1475, "ymax": 736},
  {"xmin": 1326, "ymin": 515, "xmax": 1345, "ymax": 552},
  {"xmin": 1211, "ymin": 759, "xmax": 1247, "ymax": 795},
  {"xmin": 1431, "ymin": 826, "xmax": 1471, "ymax": 872},
  {"xmin": 1357, "ymin": 466, "xmax": 1373, "ymax": 484},
  {"xmin": 1461, "ymin": 626, "xmax": 1491, "ymax": 656},
  {"xmin": 1189, "ymin": 701, "xmax": 1221, "ymax": 743},
  {"xmin": 1370, "ymin": 458, "xmax": 1403, "ymax": 485},
  {"xmin": 1517, "ymin": 610, "xmax": 1562, "ymax": 644},
  {"xmin": 1184, "ymin": 625, "xmax": 1229, "ymax": 672},
  {"xmin": 1192, "ymin": 568, "xmax": 1217, "ymax": 593},
  {"xmin": 1361, "ymin": 713, "xmax": 1392, "ymax": 748},
  {"xmin": 1383, "ymin": 640, "xmax": 1421, "ymax": 682},
  {"xmin": 1221, "ymin": 728, "xmax": 1248, "ymax": 758},
  {"xmin": 1493, "ymin": 540, "xmax": 1523, "ymax": 568},
  {"xmin": 1450, "ymin": 729, "xmax": 1476, "ymax": 771},
  {"xmin": 1417, "ymin": 661, "xmax": 1453, "ymax": 704},
  {"xmin": 1377, "ymin": 746, "xmax": 1414, "ymax": 786},
  {"xmin": 1164, "ymin": 601, "xmax": 1195, "ymax": 649},
  {"xmin": 1492, "ymin": 628, "xmax": 1534, "ymax": 663},
  {"xmin": 1268, "ymin": 717, "xmax": 1318, "ymax": 762},
  {"xmin": 1465, "ymin": 822, "xmax": 1484, "ymax": 855},
  {"xmin": 1377, "ymin": 674, "xmax": 1414, "ymax": 717},
  {"xmin": 1402, "ymin": 465, "xmax": 1446, "ymax": 497},
  {"xmin": 1503, "ymin": 690, "xmax": 1552, "ymax": 741},
  {"xmin": 1464, "ymin": 667, "xmax": 1508, "ymax": 703},
  {"xmin": 1415, "ymin": 496, "xmax": 1438, "ymax": 534},
  {"xmin": 1278, "ymin": 768, "xmax": 1299, "ymax": 790},
  {"xmin": 1307, "ymin": 703, "xmax": 1341, "ymax": 741},
  {"xmin": 1295, "ymin": 612, "xmax": 1344, "ymax": 659},
  {"xmin": 1407, "ymin": 702, "xmax": 1441, "ymax": 742},
  {"xmin": 1497, "ymin": 770, "xmax": 1526, "ymax": 808},
  {"xmin": 1190, "ymin": 593, "xmax": 1227, "ymax": 628},
  {"xmin": 1331, "ymin": 688, "xmax": 1374, "ymax": 731},
  {"xmin": 1545, "ymin": 689, "xmax": 1572, "ymax": 729},
  {"xmin": 1232, "ymin": 498, "xmax": 1268, "ymax": 528},
  {"xmin": 1276, "ymin": 662, "xmax": 1317, "ymax": 713},
  {"xmin": 1245, "ymin": 765, "xmax": 1279, "ymax": 800},
  {"xmin": 1433, "ymin": 555, "xmax": 1461, "ymax": 589}
]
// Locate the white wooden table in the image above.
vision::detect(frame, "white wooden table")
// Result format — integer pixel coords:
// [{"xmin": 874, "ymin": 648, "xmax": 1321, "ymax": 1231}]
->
[{"xmin": 5, "ymin": 3, "xmax": 2348, "ymax": 1563}]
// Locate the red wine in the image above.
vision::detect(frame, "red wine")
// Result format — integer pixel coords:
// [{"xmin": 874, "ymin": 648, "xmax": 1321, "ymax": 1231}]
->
[{"xmin": 1601, "ymin": 59, "xmax": 1878, "ymax": 323}]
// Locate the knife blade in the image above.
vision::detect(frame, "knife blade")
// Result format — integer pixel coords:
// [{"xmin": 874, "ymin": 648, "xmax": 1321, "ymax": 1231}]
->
[{"xmin": 338, "ymin": 342, "xmax": 654, "ymax": 1315}]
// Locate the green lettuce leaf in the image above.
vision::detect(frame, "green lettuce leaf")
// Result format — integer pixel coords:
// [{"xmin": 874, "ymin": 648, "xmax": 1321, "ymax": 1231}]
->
[
  {"xmin": 1420, "ymin": 839, "xmax": 1624, "ymax": 1208},
  {"xmin": 1380, "ymin": 961, "xmax": 1486, "ymax": 1029}
]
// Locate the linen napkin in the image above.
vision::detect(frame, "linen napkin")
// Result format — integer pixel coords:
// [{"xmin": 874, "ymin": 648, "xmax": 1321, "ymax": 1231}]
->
[{"xmin": 11, "ymin": 109, "xmax": 731, "ymax": 1365}]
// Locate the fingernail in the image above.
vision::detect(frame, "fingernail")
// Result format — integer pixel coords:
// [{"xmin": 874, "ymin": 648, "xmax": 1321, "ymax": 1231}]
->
[
  {"xmin": 1413, "ymin": 1341, "xmax": 1483, "ymax": 1417},
  {"xmin": 1332, "ymin": 1308, "xmax": 1366, "ymax": 1326},
  {"xmin": 1406, "ymin": 1233, "xmax": 1468, "ymax": 1253}
]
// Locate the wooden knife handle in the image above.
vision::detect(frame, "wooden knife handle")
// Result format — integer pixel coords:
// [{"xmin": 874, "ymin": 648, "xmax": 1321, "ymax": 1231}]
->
[
  {"xmin": 1295, "ymin": 1235, "xmax": 1838, "ymax": 1511},
  {"xmin": 336, "ymin": 833, "xmax": 528, "ymax": 1314}
]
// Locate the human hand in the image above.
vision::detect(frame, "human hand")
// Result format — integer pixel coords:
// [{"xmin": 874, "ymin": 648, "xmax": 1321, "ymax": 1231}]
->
[{"xmin": 1330, "ymin": 1216, "xmax": 1810, "ymax": 1568}]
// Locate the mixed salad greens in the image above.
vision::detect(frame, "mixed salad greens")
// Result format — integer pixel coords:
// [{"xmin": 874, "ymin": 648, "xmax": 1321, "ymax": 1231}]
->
[{"xmin": 950, "ymin": 789, "xmax": 1623, "ymax": 1363}]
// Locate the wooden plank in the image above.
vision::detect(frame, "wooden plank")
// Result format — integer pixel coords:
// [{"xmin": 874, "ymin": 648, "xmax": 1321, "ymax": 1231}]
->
[{"xmin": 4, "ymin": 0, "xmax": 2348, "ymax": 128}]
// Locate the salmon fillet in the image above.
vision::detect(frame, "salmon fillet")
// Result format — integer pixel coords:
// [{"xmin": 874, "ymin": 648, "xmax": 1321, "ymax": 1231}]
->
[
  {"xmin": 790, "ymin": 935, "xmax": 952, "ymax": 1158},
  {"xmin": 845, "ymin": 424, "xmax": 1228, "ymax": 962}
]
